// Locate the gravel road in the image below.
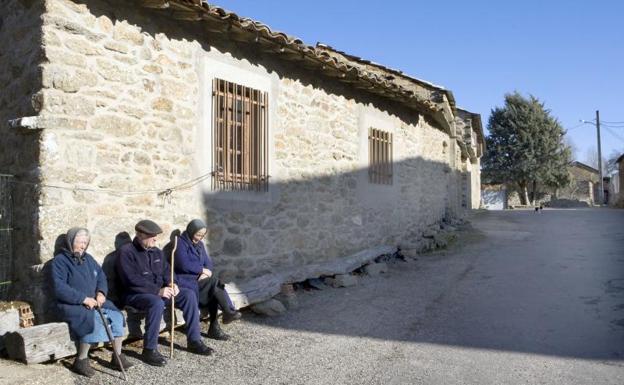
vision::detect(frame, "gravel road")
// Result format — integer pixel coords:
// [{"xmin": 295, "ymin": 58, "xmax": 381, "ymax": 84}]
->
[{"xmin": 3, "ymin": 208, "xmax": 623, "ymax": 385}]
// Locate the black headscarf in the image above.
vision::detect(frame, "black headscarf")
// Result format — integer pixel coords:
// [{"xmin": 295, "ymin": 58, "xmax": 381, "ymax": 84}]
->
[
  {"xmin": 185, "ymin": 219, "xmax": 207, "ymax": 239},
  {"xmin": 65, "ymin": 227, "xmax": 90, "ymax": 264}
]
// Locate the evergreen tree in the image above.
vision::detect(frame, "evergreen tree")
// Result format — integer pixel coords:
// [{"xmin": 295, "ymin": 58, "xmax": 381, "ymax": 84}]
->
[{"xmin": 482, "ymin": 92, "xmax": 571, "ymax": 205}]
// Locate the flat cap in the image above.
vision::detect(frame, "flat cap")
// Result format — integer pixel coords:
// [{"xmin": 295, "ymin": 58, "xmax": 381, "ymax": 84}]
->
[{"xmin": 135, "ymin": 219, "xmax": 163, "ymax": 236}]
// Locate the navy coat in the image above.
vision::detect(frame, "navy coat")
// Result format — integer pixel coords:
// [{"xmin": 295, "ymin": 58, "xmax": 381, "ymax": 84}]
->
[
  {"xmin": 50, "ymin": 250, "xmax": 118, "ymax": 339},
  {"xmin": 173, "ymin": 232, "xmax": 214, "ymax": 300},
  {"xmin": 116, "ymin": 238, "xmax": 173, "ymax": 299}
]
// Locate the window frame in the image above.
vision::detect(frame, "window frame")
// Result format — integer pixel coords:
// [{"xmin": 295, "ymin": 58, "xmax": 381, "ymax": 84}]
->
[
  {"xmin": 211, "ymin": 78, "xmax": 269, "ymax": 192},
  {"xmin": 368, "ymin": 127, "xmax": 393, "ymax": 185}
]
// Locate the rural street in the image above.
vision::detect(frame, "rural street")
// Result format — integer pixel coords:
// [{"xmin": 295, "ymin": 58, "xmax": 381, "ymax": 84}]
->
[{"xmin": 5, "ymin": 208, "xmax": 623, "ymax": 385}]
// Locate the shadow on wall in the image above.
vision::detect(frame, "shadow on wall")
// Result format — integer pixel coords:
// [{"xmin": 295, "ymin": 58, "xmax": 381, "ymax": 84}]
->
[
  {"xmin": 0, "ymin": 0, "xmax": 45, "ymax": 301},
  {"xmin": 19, "ymin": 154, "xmax": 464, "ymax": 323},
  {"xmin": 199, "ymin": 156, "xmax": 461, "ymax": 284}
]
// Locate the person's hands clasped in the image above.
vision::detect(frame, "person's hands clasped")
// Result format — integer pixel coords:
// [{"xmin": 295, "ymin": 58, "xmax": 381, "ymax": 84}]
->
[
  {"xmin": 198, "ymin": 268, "xmax": 212, "ymax": 281},
  {"xmin": 159, "ymin": 284, "xmax": 180, "ymax": 299},
  {"xmin": 82, "ymin": 297, "xmax": 98, "ymax": 309},
  {"xmin": 95, "ymin": 292, "xmax": 106, "ymax": 307}
]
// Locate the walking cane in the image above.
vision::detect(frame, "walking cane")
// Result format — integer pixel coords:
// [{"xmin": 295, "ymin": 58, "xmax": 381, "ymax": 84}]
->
[
  {"xmin": 96, "ymin": 306, "xmax": 127, "ymax": 381},
  {"xmin": 170, "ymin": 235, "xmax": 178, "ymax": 359}
]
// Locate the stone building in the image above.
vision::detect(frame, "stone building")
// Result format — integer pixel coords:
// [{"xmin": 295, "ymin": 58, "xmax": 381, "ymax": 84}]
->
[
  {"xmin": 0, "ymin": 0, "xmax": 483, "ymax": 314},
  {"xmin": 555, "ymin": 161, "xmax": 600, "ymax": 205}
]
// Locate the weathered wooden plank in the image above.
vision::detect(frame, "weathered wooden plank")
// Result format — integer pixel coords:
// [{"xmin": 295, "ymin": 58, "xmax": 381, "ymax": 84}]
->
[
  {"xmin": 224, "ymin": 245, "xmax": 395, "ymax": 309},
  {"xmin": 5, "ymin": 323, "xmax": 76, "ymax": 364},
  {"xmin": 225, "ymin": 274, "xmax": 282, "ymax": 310}
]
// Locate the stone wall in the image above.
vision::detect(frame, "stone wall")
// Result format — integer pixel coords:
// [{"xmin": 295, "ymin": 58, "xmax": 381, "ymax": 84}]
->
[
  {"xmin": 36, "ymin": 0, "xmax": 204, "ymax": 262},
  {"xmin": 13, "ymin": 0, "xmax": 472, "ymax": 313},
  {"xmin": 199, "ymin": 74, "xmax": 456, "ymax": 280},
  {"xmin": 556, "ymin": 165, "xmax": 599, "ymax": 205},
  {"xmin": 0, "ymin": 0, "xmax": 45, "ymax": 298}
]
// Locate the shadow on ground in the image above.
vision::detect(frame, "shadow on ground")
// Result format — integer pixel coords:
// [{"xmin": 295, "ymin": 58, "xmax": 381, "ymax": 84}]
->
[{"xmin": 238, "ymin": 209, "xmax": 624, "ymax": 362}]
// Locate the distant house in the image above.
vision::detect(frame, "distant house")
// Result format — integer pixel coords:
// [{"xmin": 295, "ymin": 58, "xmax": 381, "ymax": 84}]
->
[
  {"xmin": 1, "ymin": 0, "xmax": 484, "ymax": 313},
  {"xmin": 484, "ymin": 161, "xmax": 606, "ymax": 209},
  {"xmin": 555, "ymin": 161, "xmax": 600, "ymax": 205}
]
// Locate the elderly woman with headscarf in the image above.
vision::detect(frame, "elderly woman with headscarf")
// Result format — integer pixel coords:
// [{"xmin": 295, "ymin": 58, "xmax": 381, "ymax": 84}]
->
[
  {"xmin": 172, "ymin": 219, "xmax": 241, "ymax": 340},
  {"xmin": 50, "ymin": 227, "xmax": 132, "ymax": 377}
]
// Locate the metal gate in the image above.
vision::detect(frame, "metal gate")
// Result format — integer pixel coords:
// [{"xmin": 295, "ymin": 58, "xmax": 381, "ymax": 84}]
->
[{"xmin": 0, "ymin": 174, "xmax": 13, "ymax": 300}]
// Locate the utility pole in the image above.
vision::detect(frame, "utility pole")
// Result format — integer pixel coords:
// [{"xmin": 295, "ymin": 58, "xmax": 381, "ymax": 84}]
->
[{"xmin": 596, "ymin": 110, "xmax": 604, "ymax": 205}]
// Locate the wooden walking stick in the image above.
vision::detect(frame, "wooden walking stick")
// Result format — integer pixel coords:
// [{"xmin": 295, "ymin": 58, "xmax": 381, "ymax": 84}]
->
[
  {"xmin": 170, "ymin": 235, "xmax": 178, "ymax": 359},
  {"xmin": 96, "ymin": 306, "xmax": 127, "ymax": 381}
]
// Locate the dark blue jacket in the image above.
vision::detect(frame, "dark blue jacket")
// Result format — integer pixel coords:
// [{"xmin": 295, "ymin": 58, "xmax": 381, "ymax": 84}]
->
[
  {"xmin": 116, "ymin": 238, "xmax": 173, "ymax": 299},
  {"xmin": 173, "ymin": 232, "xmax": 213, "ymax": 299},
  {"xmin": 50, "ymin": 251, "xmax": 118, "ymax": 339}
]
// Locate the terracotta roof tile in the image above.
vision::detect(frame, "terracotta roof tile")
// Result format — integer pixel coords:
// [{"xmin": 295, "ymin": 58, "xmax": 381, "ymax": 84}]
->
[{"xmin": 140, "ymin": 1, "xmax": 482, "ymax": 134}]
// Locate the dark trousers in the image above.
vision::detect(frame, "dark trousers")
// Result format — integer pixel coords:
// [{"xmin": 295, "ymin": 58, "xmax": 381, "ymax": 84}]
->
[
  {"xmin": 198, "ymin": 276, "xmax": 234, "ymax": 322},
  {"xmin": 125, "ymin": 288, "xmax": 201, "ymax": 350}
]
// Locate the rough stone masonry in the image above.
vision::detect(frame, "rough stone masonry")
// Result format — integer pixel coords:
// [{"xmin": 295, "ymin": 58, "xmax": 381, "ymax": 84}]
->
[{"xmin": 0, "ymin": 0, "xmax": 484, "ymax": 317}]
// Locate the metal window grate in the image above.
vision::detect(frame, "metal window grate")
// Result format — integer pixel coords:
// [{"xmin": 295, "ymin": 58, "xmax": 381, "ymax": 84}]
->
[
  {"xmin": 212, "ymin": 78, "xmax": 269, "ymax": 192},
  {"xmin": 0, "ymin": 174, "xmax": 13, "ymax": 300},
  {"xmin": 368, "ymin": 128, "xmax": 393, "ymax": 185}
]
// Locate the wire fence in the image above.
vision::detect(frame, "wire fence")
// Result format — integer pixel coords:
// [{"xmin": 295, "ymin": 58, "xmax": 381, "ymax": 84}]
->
[{"xmin": 0, "ymin": 174, "xmax": 13, "ymax": 301}]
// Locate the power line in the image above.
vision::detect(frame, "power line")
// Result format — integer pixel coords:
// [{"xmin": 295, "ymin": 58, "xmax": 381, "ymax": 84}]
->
[
  {"xmin": 602, "ymin": 123, "xmax": 624, "ymax": 128},
  {"xmin": 603, "ymin": 126, "xmax": 624, "ymax": 144},
  {"xmin": 565, "ymin": 122, "xmax": 586, "ymax": 131}
]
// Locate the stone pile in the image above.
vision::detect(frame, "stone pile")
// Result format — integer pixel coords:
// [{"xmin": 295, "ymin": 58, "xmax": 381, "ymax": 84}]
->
[
  {"xmin": 399, "ymin": 217, "xmax": 466, "ymax": 258},
  {"xmin": 250, "ymin": 257, "xmax": 397, "ymax": 316}
]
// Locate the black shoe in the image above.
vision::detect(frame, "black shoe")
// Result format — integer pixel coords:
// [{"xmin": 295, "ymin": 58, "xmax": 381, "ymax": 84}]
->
[
  {"xmin": 207, "ymin": 322, "xmax": 230, "ymax": 341},
  {"xmin": 110, "ymin": 352, "xmax": 134, "ymax": 371},
  {"xmin": 141, "ymin": 349, "xmax": 167, "ymax": 366},
  {"xmin": 188, "ymin": 339, "xmax": 214, "ymax": 356},
  {"xmin": 71, "ymin": 358, "xmax": 95, "ymax": 377},
  {"xmin": 222, "ymin": 311, "xmax": 242, "ymax": 324}
]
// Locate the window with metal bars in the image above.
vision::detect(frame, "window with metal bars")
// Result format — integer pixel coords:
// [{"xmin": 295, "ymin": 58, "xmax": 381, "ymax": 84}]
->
[
  {"xmin": 212, "ymin": 78, "xmax": 269, "ymax": 192},
  {"xmin": 368, "ymin": 128, "xmax": 393, "ymax": 185}
]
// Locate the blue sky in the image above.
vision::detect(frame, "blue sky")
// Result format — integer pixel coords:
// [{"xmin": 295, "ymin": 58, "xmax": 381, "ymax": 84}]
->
[{"xmin": 211, "ymin": 0, "xmax": 624, "ymax": 164}]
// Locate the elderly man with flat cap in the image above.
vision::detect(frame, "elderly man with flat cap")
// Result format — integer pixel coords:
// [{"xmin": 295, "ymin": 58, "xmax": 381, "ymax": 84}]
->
[{"xmin": 116, "ymin": 219, "xmax": 213, "ymax": 366}]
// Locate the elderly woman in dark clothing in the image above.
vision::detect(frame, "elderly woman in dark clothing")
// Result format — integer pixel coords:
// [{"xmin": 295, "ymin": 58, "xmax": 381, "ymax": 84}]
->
[
  {"xmin": 50, "ymin": 228, "xmax": 132, "ymax": 377},
  {"xmin": 173, "ymin": 219, "xmax": 241, "ymax": 340}
]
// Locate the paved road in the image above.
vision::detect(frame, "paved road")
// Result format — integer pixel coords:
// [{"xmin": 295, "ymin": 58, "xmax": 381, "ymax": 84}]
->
[{"xmin": 61, "ymin": 208, "xmax": 624, "ymax": 384}]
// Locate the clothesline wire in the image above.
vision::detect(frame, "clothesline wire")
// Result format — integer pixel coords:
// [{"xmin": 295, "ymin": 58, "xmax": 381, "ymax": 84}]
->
[{"xmin": 8, "ymin": 171, "xmax": 213, "ymax": 197}]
